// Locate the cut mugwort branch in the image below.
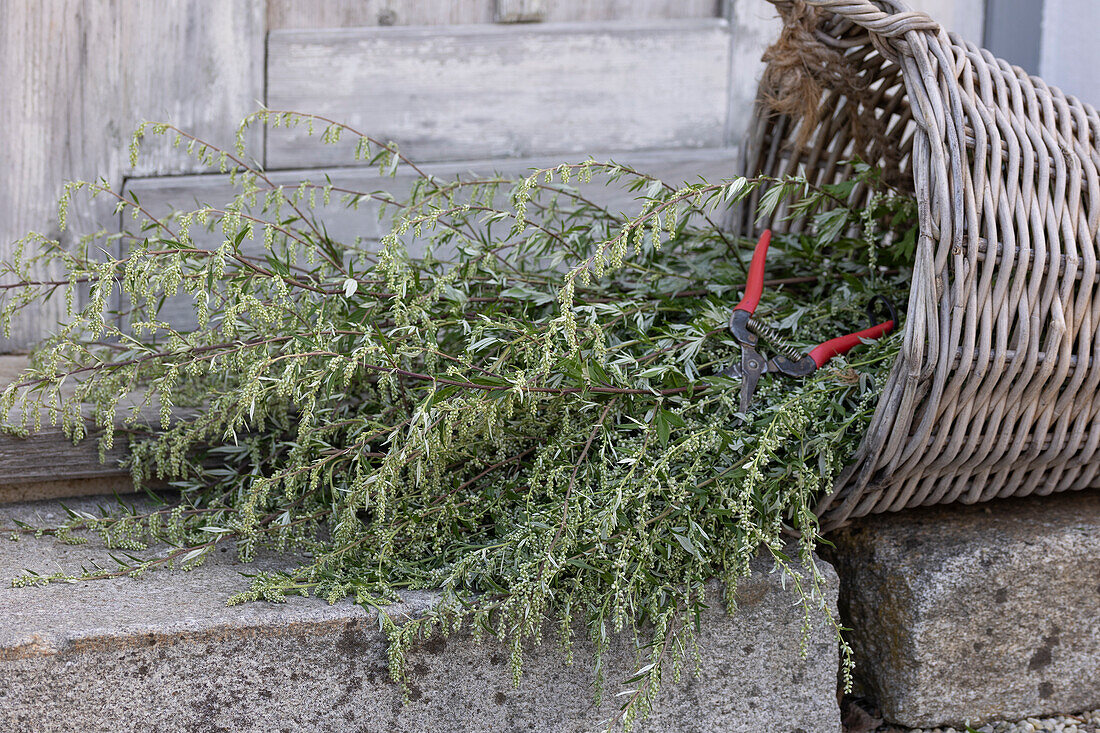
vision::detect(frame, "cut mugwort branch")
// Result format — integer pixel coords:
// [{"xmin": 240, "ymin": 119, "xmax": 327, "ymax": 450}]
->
[{"xmin": 2, "ymin": 110, "xmax": 917, "ymax": 730}]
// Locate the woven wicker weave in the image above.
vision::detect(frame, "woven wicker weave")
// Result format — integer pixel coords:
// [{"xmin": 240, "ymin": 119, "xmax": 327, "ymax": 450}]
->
[{"xmin": 737, "ymin": 0, "xmax": 1100, "ymax": 529}]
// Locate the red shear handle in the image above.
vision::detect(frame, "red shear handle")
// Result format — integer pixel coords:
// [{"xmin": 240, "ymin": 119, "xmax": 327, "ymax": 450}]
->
[
  {"xmin": 734, "ymin": 229, "xmax": 771, "ymax": 313},
  {"xmin": 808, "ymin": 320, "xmax": 895, "ymax": 368}
]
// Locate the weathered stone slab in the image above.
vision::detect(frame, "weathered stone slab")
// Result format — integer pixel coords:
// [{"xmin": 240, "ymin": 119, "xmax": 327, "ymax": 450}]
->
[
  {"xmin": 831, "ymin": 489, "xmax": 1100, "ymax": 728},
  {"xmin": 0, "ymin": 498, "xmax": 841, "ymax": 732}
]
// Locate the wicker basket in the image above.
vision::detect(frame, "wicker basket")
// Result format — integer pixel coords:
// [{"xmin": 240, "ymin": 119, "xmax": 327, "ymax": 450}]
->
[{"xmin": 737, "ymin": 0, "xmax": 1100, "ymax": 529}]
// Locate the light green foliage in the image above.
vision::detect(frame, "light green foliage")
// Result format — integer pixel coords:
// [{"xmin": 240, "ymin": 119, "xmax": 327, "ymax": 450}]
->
[{"xmin": 0, "ymin": 112, "xmax": 916, "ymax": 730}]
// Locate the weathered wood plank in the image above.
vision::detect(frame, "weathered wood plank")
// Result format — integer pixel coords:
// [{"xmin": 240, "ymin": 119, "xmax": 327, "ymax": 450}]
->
[
  {"xmin": 266, "ymin": 20, "xmax": 731, "ymax": 167},
  {"xmin": 0, "ymin": 427, "xmax": 131, "ymax": 486},
  {"xmin": 0, "ymin": 354, "xmax": 182, "ymax": 499},
  {"xmin": 122, "ymin": 146, "xmax": 739, "ymax": 330},
  {"xmin": 496, "ymin": 0, "xmax": 547, "ymax": 23},
  {"xmin": 724, "ymin": 0, "xmax": 782, "ymax": 147},
  {"xmin": 266, "ymin": 0, "xmax": 495, "ymax": 30},
  {"xmin": 908, "ymin": 0, "xmax": 984, "ymax": 45},
  {"xmin": 124, "ymin": 146, "xmax": 740, "ymax": 247},
  {"xmin": 265, "ymin": 0, "xmax": 717, "ymax": 29},
  {"xmin": 1040, "ymin": 0, "xmax": 1100, "ymax": 107},
  {"xmin": 0, "ymin": 477, "xmax": 135, "ymax": 505},
  {"xmin": 1, "ymin": 1, "xmax": 265, "ymax": 352},
  {"xmin": 545, "ymin": 1, "xmax": 718, "ymax": 22},
  {"xmin": 0, "ymin": 355, "xmax": 132, "ymax": 494}
]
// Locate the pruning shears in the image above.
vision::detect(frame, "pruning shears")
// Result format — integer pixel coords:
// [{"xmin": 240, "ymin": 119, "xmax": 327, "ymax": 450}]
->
[{"xmin": 723, "ymin": 229, "xmax": 897, "ymax": 412}]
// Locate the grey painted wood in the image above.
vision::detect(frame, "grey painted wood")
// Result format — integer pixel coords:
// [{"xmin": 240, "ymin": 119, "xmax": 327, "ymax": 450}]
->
[
  {"xmin": 0, "ymin": 355, "xmax": 172, "ymax": 489},
  {"xmin": 724, "ymin": 0, "xmax": 782, "ymax": 147},
  {"xmin": 265, "ymin": 0, "xmax": 717, "ymax": 29},
  {"xmin": 1, "ymin": 1, "xmax": 264, "ymax": 352},
  {"xmin": 544, "ymin": 0, "xmax": 718, "ymax": 21},
  {"xmin": 1040, "ymin": 0, "xmax": 1100, "ymax": 107},
  {"xmin": 265, "ymin": 20, "xmax": 732, "ymax": 167},
  {"xmin": 907, "ymin": 0, "xmax": 984, "ymax": 45},
  {"xmin": 495, "ymin": 0, "xmax": 547, "ymax": 22},
  {"xmin": 266, "ymin": 0, "xmax": 495, "ymax": 30},
  {"xmin": 122, "ymin": 146, "xmax": 739, "ymax": 328},
  {"xmin": 124, "ymin": 147, "xmax": 740, "ymax": 245},
  {"xmin": 984, "ymin": 0, "xmax": 1042, "ymax": 73},
  {"xmin": 0, "ymin": 426, "xmax": 131, "ymax": 485}
]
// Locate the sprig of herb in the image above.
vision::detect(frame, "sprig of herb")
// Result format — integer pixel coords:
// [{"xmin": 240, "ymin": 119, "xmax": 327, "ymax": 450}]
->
[{"xmin": 2, "ymin": 112, "xmax": 915, "ymax": 730}]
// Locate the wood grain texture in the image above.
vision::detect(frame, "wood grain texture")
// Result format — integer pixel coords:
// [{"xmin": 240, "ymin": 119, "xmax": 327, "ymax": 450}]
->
[
  {"xmin": 266, "ymin": 20, "xmax": 731, "ymax": 167},
  {"xmin": 495, "ymin": 0, "xmax": 547, "ymax": 23},
  {"xmin": 544, "ymin": 0, "xmax": 718, "ymax": 22},
  {"xmin": 1041, "ymin": 0, "xmax": 1100, "ymax": 107},
  {"xmin": 0, "ymin": 476, "xmax": 135, "ymax": 504},
  {"xmin": 907, "ymin": 0, "xmax": 983, "ymax": 44},
  {"xmin": 124, "ymin": 146, "xmax": 740, "ymax": 246},
  {"xmin": 724, "ymin": 0, "xmax": 782, "ymax": 147},
  {"xmin": 266, "ymin": 0, "xmax": 495, "ymax": 30},
  {"xmin": 1, "ymin": 0, "xmax": 264, "ymax": 352},
  {"xmin": 265, "ymin": 0, "xmax": 717, "ymax": 29},
  {"xmin": 0, "ymin": 355, "xmax": 164, "ymax": 489},
  {"xmin": 0, "ymin": 427, "xmax": 131, "ymax": 485},
  {"xmin": 122, "ymin": 146, "xmax": 739, "ymax": 329}
]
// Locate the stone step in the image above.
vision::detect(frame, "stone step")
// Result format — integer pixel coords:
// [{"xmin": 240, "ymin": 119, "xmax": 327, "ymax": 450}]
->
[
  {"xmin": 0, "ymin": 497, "xmax": 842, "ymax": 732},
  {"xmin": 830, "ymin": 488, "xmax": 1100, "ymax": 729}
]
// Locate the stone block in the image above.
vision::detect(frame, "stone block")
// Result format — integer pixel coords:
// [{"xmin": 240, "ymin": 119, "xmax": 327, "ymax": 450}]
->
[
  {"xmin": 0, "ymin": 498, "xmax": 841, "ymax": 732},
  {"xmin": 831, "ymin": 490, "xmax": 1100, "ymax": 728}
]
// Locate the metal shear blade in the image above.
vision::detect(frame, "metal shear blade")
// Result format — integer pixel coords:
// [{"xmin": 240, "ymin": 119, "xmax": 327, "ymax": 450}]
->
[
  {"xmin": 731, "ymin": 347, "xmax": 767, "ymax": 413},
  {"xmin": 720, "ymin": 228, "xmax": 897, "ymax": 413}
]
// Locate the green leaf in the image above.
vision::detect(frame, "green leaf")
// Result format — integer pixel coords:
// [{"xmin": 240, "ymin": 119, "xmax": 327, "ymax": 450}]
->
[
  {"xmin": 671, "ymin": 532, "xmax": 703, "ymax": 561},
  {"xmin": 756, "ymin": 183, "xmax": 787, "ymax": 220},
  {"xmin": 813, "ymin": 207, "xmax": 849, "ymax": 246},
  {"xmin": 586, "ymin": 360, "xmax": 609, "ymax": 385},
  {"xmin": 654, "ymin": 411, "xmax": 670, "ymax": 446},
  {"xmin": 661, "ymin": 409, "xmax": 685, "ymax": 428}
]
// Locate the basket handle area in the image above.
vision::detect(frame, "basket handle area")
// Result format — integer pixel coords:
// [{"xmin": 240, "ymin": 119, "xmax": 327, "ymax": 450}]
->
[
  {"xmin": 796, "ymin": 0, "xmax": 939, "ymax": 37},
  {"xmin": 769, "ymin": 0, "xmax": 941, "ymax": 60},
  {"xmin": 758, "ymin": 0, "xmax": 978, "ymax": 522}
]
